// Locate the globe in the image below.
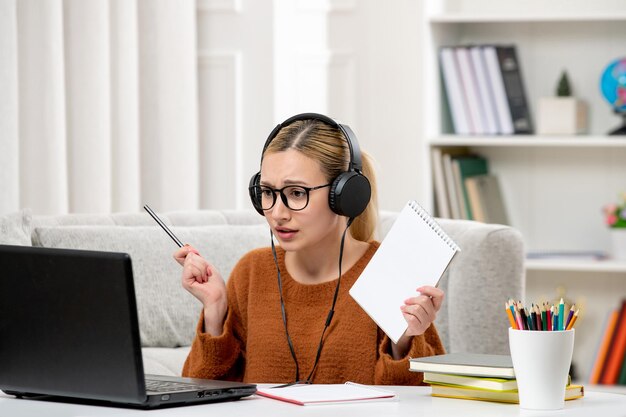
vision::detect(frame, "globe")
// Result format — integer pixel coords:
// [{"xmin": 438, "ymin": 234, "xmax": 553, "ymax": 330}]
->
[{"xmin": 600, "ymin": 57, "xmax": 626, "ymax": 135}]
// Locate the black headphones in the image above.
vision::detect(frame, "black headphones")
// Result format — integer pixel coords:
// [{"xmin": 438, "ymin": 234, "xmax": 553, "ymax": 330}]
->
[{"xmin": 248, "ymin": 113, "xmax": 371, "ymax": 218}]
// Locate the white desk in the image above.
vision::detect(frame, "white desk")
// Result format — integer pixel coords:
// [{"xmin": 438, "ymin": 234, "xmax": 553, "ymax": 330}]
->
[{"xmin": 1, "ymin": 386, "xmax": 625, "ymax": 417}]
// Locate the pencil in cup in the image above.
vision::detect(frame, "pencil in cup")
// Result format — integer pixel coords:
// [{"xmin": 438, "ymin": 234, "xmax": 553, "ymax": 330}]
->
[{"xmin": 505, "ymin": 299, "xmax": 580, "ymax": 331}]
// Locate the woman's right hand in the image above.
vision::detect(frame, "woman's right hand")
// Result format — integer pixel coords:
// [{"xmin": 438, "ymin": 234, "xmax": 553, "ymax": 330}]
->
[{"xmin": 174, "ymin": 245, "xmax": 227, "ymax": 336}]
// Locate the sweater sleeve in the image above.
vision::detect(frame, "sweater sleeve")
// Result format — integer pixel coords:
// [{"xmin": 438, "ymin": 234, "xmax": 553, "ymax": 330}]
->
[
  {"xmin": 181, "ymin": 269, "xmax": 248, "ymax": 381},
  {"xmin": 374, "ymin": 323, "xmax": 445, "ymax": 385}
]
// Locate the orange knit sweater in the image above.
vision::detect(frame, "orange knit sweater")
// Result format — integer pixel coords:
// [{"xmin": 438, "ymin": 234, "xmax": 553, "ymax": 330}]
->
[{"xmin": 182, "ymin": 241, "xmax": 445, "ymax": 384}]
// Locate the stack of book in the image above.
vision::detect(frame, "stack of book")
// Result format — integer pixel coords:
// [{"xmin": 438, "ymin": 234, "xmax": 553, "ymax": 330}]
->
[
  {"xmin": 588, "ymin": 299, "xmax": 626, "ymax": 385},
  {"xmin": 410, "ymin": 353, "xmax": 584, "ymax": 404},
  {"xmin": 431, "ymin": 149, "xmax": 508, "ymax": 223},
  {"xmin": 439, "ymin": 44, "xmax": 532, "ymax": 135}
]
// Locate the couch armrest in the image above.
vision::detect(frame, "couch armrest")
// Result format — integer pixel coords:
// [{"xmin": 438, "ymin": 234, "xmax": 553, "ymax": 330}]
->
[{"xmin": 437, "ymin": 219, "xmax": 525, "ymax": 354}]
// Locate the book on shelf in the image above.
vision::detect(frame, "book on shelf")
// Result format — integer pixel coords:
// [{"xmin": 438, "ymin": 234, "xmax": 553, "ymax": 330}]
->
[
  {"xmin": 439, "ymin": 47, "xmax": 471, "ymax": 135},
  {"xmin": 464, "ymin": 174, "xmax": 509, "ymax": 225},
  {"xmin": 482, "ymin": 45, "xmax": 514, "ymax": 135},
  {"xmin": 589, "ymin": 308, "xmax": 619, "ymax": 384},
  {"xmin": 409, "ymin": 353, "xmax": 515, "ymax": 379},
  {"xmin": 431, "ymin": 148, "xmax": 450, "ymax": 219},
  {"xmin": 452, "ymin": 155, "xmax": 489, "ymax": 220},
  {"xmin": 442, "ymin": 152, "xmax": 463, "ymax": 219},
  {"xmin": 430, "ymin": 383, "xmax": 584, "ymax": 404},
  {"xmin": 256, "ymin": 382, "xmax": 396, "ymax": 406},
  {"xmin": 423, "ymin": 372, "xmax": 518, "ymax": 391},
  {"xmin": 600, "ymin": 299, "xmax": 626, "ymax": 385}
]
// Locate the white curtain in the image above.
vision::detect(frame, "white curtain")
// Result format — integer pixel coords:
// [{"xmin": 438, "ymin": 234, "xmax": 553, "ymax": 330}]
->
[{"xmin": 0, "ymin": 0, "xmax": 199, "ymax": 215}]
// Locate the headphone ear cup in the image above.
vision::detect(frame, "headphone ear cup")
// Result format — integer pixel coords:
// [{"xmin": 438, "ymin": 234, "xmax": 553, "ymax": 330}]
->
[
  {"xmin": 248, "ymin": 172, "xmax": 264, "ymax": 215},
  {"xmin": 328, "ymin": 172, "xmax": 371, "ymax": 218}
]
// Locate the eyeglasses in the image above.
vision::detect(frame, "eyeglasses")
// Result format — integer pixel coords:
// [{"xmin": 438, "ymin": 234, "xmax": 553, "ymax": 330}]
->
[{"xmin": 251, "ymin": 183, "xmax": 331, "ymax": 211}]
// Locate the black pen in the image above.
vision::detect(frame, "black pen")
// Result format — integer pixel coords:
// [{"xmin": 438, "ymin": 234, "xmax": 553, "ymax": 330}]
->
[{"xmin": 143, "ymin": 204, "xmax": 184, "ymax": 248}]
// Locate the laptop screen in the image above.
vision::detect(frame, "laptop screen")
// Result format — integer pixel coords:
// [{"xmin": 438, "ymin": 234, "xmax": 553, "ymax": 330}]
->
[{"xmin": 0, "ymin": 245, "xmax": 146, "ymax": 403}]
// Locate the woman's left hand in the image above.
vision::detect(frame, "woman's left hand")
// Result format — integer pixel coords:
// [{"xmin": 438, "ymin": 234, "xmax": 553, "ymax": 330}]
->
[{"xmin": 400, "ymin": 285, "xmax": 445, "ymax": 337}]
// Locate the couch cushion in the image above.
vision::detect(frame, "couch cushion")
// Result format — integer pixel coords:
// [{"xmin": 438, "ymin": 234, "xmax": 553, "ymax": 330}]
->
[
  {"xmin": 32, "ymin": 224, "xmax": 270, "ymax": 348},
  {"xmin": 0, "ymin": 209, "xmax": 32, "ymax": 246}
]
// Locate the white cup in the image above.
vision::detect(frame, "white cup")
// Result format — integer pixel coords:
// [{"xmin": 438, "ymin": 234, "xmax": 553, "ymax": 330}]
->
[{"xmin": 508, "ymin": 328, "xmax": 575, "ymax": 410}]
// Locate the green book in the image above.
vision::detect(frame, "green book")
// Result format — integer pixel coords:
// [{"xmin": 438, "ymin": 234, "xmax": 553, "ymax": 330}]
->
[
  {"xmin": 619, "ymin": 351, "xmax": 626, "ymax": 385},
  {"xmin": 451, "ymin": 155, "xmax": 489, "ymax": 219}
]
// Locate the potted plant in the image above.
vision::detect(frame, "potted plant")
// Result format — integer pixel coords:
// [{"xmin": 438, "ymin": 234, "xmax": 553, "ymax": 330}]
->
[
  {"xmin": 603, "ymin": 193, "xmax": 626, "ymax": 260},
  {"xmin": 537, "ymin": 70, "xmax": 588, "ymax": 135}
]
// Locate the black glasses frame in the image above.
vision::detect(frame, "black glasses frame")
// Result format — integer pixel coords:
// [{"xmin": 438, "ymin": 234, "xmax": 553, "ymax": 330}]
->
[{"xmin": 252, "ymin": 183, "xmax": 331, "ymax": 211}]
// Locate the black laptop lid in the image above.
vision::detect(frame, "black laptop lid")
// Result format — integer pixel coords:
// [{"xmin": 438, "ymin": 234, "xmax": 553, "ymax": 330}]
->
[{"xmin": 0, "ymin": 245, "xmax": 146, "ymax": 403}]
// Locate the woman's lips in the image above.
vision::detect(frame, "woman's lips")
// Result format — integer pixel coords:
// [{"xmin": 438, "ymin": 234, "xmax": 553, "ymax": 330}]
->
[{"xmin": 275, "ymin": 227, "xmax": 297, "ymax": 240}]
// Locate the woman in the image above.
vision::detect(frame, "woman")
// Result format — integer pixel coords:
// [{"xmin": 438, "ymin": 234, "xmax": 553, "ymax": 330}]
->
[{"xmin": 174, "ymin": 113, "xmax": 444, "ymax": 385}]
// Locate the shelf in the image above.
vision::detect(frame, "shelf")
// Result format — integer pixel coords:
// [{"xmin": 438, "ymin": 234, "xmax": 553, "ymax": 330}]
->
[
  {"xmin": 526, "ymin": 259, "xmax": 626, "ymax": 273},
  {"xmin": 428, "ymin": 13, "xmax": 626, "ymax": 23},
  {"xmin": 429, "ymin": 136, "xmax": 626, "ymax": 148}
]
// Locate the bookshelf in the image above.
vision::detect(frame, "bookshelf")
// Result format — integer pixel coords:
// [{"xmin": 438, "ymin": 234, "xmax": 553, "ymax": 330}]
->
[{"xmin": 421, "ymin": 0, "xmax": 626, "ymax": 382}]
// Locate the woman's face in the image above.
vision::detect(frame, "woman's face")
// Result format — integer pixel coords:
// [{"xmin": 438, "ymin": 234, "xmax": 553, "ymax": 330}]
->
[{"xmin": 260, "ymin": 149, "xmax": 343, "ymax": 252}]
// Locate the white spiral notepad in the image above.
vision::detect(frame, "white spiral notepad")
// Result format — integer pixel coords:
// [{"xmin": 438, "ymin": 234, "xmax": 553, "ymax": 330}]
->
[{"xmin": 349, "ymin": 201, "xmax": 460, "ymax": 344}]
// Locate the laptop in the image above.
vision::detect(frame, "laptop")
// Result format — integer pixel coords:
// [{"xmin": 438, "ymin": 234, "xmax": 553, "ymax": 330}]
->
[{"xmin": 0, "ymin": 244, "xmax": 256, "ymax": 408}]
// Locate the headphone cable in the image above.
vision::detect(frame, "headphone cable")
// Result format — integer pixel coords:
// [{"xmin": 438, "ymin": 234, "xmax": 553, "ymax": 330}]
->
[{"xmin": 271, "ymin": 218, "xmax": 353, "ymax": 385}]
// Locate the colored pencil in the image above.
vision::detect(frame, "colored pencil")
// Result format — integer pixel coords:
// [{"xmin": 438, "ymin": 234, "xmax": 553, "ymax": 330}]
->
[
  {"xmin": 506, "ymin": 301, "xmax": 517, "ymax": 329},
  {"xmin": 558, "ymin": 298, "xmax": 565, "ymax": 330},
  {"xmin": 566, "ymin": 309, "xmax": 579, "ymax": 330},
  {"xmin": 541, "ymin": 304, "xmax": 547, "ymax": 331},
  {"xmin": 565, "ymin": 305, "xmax": 576, "ymax": 330}
]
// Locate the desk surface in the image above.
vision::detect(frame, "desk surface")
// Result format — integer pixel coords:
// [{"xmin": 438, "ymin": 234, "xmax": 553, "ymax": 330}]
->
[{"xmin": 1, "ymin": 386, "xmax": 625, "ymax": 417}]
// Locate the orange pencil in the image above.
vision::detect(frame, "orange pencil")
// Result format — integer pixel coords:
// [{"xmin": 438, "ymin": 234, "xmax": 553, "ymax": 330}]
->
[
  {"xmin": 566, "ymin": 309, "xmax": 579, "ymax": 330},
  {"xmin": 506, "ymin": 301, "xmax": 517, "ymax": 329}
]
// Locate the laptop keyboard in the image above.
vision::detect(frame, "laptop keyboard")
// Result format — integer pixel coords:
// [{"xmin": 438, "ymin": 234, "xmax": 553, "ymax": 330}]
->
[{"xmin": 145, "ymin": 379, "xmax": 207, "ymax": 393}]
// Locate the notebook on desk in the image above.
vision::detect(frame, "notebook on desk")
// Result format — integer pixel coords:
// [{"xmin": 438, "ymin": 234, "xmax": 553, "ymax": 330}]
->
[{"xmin": 0, "ymin": 245, "xmax": 256, "ymax": 409}]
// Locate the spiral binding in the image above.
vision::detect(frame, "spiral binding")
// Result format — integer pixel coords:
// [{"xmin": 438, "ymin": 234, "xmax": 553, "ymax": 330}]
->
[{"xmin": 408, "ymin": 200, "xmax": 460, "ymax": 252}]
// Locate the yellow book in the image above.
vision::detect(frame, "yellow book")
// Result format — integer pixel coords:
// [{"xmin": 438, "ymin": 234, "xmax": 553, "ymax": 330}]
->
[
  {"xmin": 424, "ymin": 372, "xmax": 517, "ymax": 391},
  {"xmin": 430, "ymin": 384, "xmax": 584, "ymax": 404}
]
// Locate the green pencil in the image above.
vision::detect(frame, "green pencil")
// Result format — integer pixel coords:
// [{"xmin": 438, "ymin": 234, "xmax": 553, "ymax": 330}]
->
[{"xmin": 558, "ymin": 298, "xmax": 565, "ymax": 331}]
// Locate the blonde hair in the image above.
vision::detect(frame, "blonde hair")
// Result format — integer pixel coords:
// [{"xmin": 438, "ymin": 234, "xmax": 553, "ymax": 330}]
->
[{"xmin": 263, "ymin": 119, "xmax": 378, "ymax": 242}]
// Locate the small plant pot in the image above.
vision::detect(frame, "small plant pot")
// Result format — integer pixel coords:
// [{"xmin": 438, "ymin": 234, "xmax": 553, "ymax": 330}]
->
[
  {"xmin": 610, "ymin": 228, "xmax": 626, "ymax": 261},
  {"xmin": 537, "ymin": 97, "xmax": 588, "ymax": 135}
]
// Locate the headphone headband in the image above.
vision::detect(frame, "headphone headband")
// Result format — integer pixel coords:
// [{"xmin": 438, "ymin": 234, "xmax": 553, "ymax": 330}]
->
[
  {"xmin": 250, "ymin": 112, "xmax": 371, "ymax": 218},
  {"xmin": 261, "ymin": 113, "xmax": 363, "ymax": 173}
]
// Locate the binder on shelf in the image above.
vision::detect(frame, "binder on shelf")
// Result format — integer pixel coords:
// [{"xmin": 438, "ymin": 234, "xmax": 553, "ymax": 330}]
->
[
  {"xmin": 589, "ymin": 309, "xmax": 619, "ymax": 384},
  {"xmin": 349, "ymin": 201, "xmax": 460, "ymax": 344},
  {"xmin": 470, "ymin": 46, "xmax": 499, "ymax": 135},
  {"xmin": 482, "ymin": 46, "xmax": 514, "ymax": 135},
  {"xmin": 440, "ymin": 47, "xmax": 471, "ymax": 135},
  {"xmin": 495, "ymin": 45, "xmax": 533, "ymax": 134},
  {"xmin": 455, "ymin": 47, "xmax": 485, "ymax": 134}
]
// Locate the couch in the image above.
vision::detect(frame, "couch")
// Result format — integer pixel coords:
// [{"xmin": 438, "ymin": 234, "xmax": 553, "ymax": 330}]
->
[{"xmin": 0, "ymin": 208, "xmax": 524, "ymax": 377}]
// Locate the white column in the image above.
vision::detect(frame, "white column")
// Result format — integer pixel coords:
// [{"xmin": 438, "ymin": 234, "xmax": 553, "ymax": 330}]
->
[
  {"xmin": 0, "ymin": 0, "xmax": 19, "ymax": 214},
  {"xmin": 63, "ymin": 0, "xmax": 112, "ymax": 213},
  {"xmin": 17, "ymin": 0, "xmax": 68, "ymax": 215},
  {"xmin": 138, "ymin": 0, "xmax": 199, "ymax": 211},
  {"xmin": 110, "ymin": 0, "xmax": 141, "ymax": 212}
]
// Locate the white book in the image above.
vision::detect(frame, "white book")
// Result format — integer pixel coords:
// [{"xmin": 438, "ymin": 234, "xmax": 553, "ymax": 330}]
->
[
  {"xmin": 442, "ymin": 153, "xmax": 462, "ymax": 220},
  {"xmin": 483, "ymin": 46, "xmax": 514, "ymax": 135},
  {"xmin": 455, "ymin": 47, "xmax": 485, "ymax": 134},
  {"xmin": 349, "ymin": 201, "xmax": 460, "ymax": 344},
  {"xmin": 470, "ymin": 46, "xmax": 499, "ymax": 135},
  {"xmin": 431, "ymin": 147, "xmax": 450, "ymax": 218},
  {"xmin": 439, "ymin": 47, "xmax": 471, "ymax": 135}
]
